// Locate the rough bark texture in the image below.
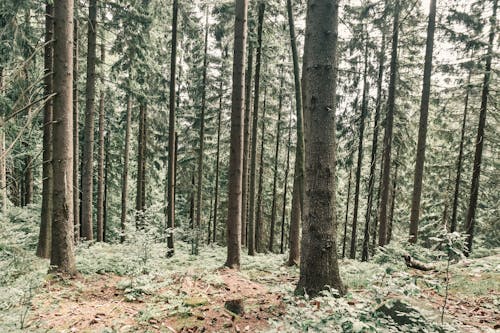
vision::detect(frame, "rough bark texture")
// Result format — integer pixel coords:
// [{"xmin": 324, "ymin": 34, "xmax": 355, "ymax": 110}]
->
[
  {"xmin": 81, "ymin": 0, "xmax": 97, "ymax": 241},
  {"xmin": 225, "ymin": 0, "xmax": 248, "ymax": 269},
  {"xmin": 50, "ymin": 0, "xmax": 76, "ymax": 275},
  {"xmin": 465, "ymin": 0, "xmax": 497, "ymax": 254},
  {"xmin": 287, "ymin": 0, "xmax": 304, "ymax": 266},
  {"xmin": 342, "ymin": 167, "xmax": 352, "ymax": 259},
  {"xmin": 296, "ymin": 0, "xmax": 345, "ymax": 297},
  {"xmin": 378, "ymin": 1, "xmax": 400, "ymax": 247},
  {"xmin": 409, "ymin": 0, "xmax": 437, "ymax": 243},
  {"xmin": 96, "ymin": 43, "xmax": 105, "ymax": 242},
  {"xmin": 248, "ymin": 2, "xmax": 265, "ymax": 256},
  {"xmin": 450, "ymin": 68, "xmax": 471, "ymax": 233},
  {"xmin": 37, "ymin": 2, "xmax": 54, "ymax": 258},
  {"xmin": 362, "ymin": 23, "xmax": 386, "ymax": 262},
  {"xmin": 166, "ymin": 0, "xmax": 178, "ymax": 257},
  {"xmin": 72, "ymin": 8, "xmax": 79, "ymax": 242},
  {"xmin": 120, "ymin": 94, "xmax": 132, "ymax": 243}
]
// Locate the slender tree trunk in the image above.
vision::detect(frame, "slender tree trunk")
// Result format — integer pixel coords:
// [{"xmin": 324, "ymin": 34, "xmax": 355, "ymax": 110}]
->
[
  {"xmin": 281, "ymin": 110, "xmax": 292, "ymax": 255},
  {"xmin": 37, "ymin": 2, "xmax": 54, "ymax": 258},
  {"xmin": 296, "ymin": 0, "xmax": 345, "ymax": 297},
  {"xmin": 81, "ymin": 0, "xmax": 98, "ymax": 241},
  {"xmin": 248, "ymin": 2, "xmax": 265, "ymax": 256},
  {"xmin": 136, "ymin": 102, "xmax": 147, "ymax": 228},
  {"xmin": 241, "ymin": 35, "xmax": 254, "ymax": 248},
  {"xmin": 73, "ymin": 7, "xmax": 79, "ymax": 242},
  {"xmin": 23, "ymin": 145, "xmax": 33, "ymax": 206},
  {"xmin": 450, "ymin": 67, "xmax": 472, "ymax": 233},
  {"xmin": 350, "ymin": 34, "xmax": 370, "ymax": 260},
  {"xmin": 166, "ymin": 0, "xmax": 178, "ymax": 257},
  {"xmin": 103, "ymin": 128, "xmax": 109, "ymax": 242},
  {"xmin": 50, "ymin": 0, "xmax": 76, "ymax": 274},
  {"xmin": 213, "ymin": 75, "xmax": 223, "ymax": 244},
  {"xmin": 195, "ymin": 10, "xmax": 209, "ymax": 253},
  {"xmin": 372, "ymin": 151, "xmax": 384, "ymax": 254},
  {"xmin": 465, "ymin": 0, "xmax": 497, "ymax": 254},
  {"xmin": 286, "ymin": 0, "xmax": 305, "ymax": 266},
  {"xmin": 269, "ymin": 68, "xmax": 284, "ymax": 252},
  {"xmin": 342, "ymin": 167, "xmax": 353, "ymax": 259},
  {"xmin": 409, "ymin": 0, "xmax": 437, "ymax": 243},
  {"xmin": 0, "ymin": 65, "xmax": 5, "ymax": 213},
  {"xmin": 96, "ymin": 43, "xmax": 105, "ymax": 242},
  {"xmin": 225, "ymin": 0, "xmax": 248, "ymax": 269},
  {"xmin": 362, "ymin": 23, "xmax": 386, "ymax": 262},
  {"xmin": 207, "ymin": 196, "xmax": 213, "ymax": 245},
  {"xmin": 255, "ymin": 84, "xmax": 267, "ymax": 252},
  {"xmin": 378, "ymin": 1, "xmax": 400, "ymax": 247},
  {"xmin": 120, "ymin": 94, "xmax": 132, "ymax": 243},
  {"xmin": 387, "ymin": 148, "xmax": 399, "ymax": 244}
]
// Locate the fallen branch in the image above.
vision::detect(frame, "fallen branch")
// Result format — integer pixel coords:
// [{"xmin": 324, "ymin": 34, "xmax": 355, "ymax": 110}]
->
[{"xmin": 402, "ymin": 254, "xmax": 436, "ymax": 271}]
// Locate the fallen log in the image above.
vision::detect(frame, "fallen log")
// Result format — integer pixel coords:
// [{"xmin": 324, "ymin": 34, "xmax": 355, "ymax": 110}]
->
[{"xmin": 402, "ymin": 254, "xmax": 436, "ymax": 271}]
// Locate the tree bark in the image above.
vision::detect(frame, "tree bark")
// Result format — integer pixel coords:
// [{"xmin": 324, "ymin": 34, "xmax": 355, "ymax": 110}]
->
[
  {"xmin": 255, "ymin": 85, "xmax": 267, "ymax": 252},
  {"xmin": 50, "ymin": 0, "xmax": 76, "ymax": 274},
  {"xmin": 248, "ymin": 2, "xmax": 265, "ymax": 256},
  {"xmin": 166, "ymin": 0, "xmax": 178, "ymax": 257},
  {"xmin": 342, "ymin": 167, "xmax": 352, "ymax": 259},
  {"xmin": 465, "ymin": 0, "xmax": 497, "ymax": 254},
  {"xmin": 409, "ymin": 0, "xmax": 437, "ymax": 243},
  {"xmin": 286, "ymin": 0, "xmax": 304, "ymax": 267},
  {"xmin": 213, "ymin": 72, "xmax": 223, "ymax": 244},
  {"xmin": 136, "ymin": 102, "xmax": 147, "ymax": 228},
  {"xmin": 81, "ymin": 0, "xmax": 98, "ymax": 241},
  {"xmin": 296, "ymin": 0, "xmax": 345, "ymax": 297},
  {"xmin": 224, "ymin": 0, "xmax": 248, "ymax": 269},
  {"xmin": 96, "ymin": 43, "xmax": 105, "ymax": 242},
  {"xmin": 378, "ymin": 1, "xmax": 400, "ymax": 247},
  {"xmin": 388, "ymin": 148, "xmax": 399, "ymax": 244},
  {"xmin": 120, "ymin": 94, "xmax": 132, "ymax": 243},
  {"xmin": 73, "ymin": 7, "xmax": 79, "ymax": 242},
  {"xmin": 37, "ymin": 2, "xmax": 54, "ymax": 258},
  {"xmin": 281, "ymin": 110, "xmax": 292, "ymax": 255}
]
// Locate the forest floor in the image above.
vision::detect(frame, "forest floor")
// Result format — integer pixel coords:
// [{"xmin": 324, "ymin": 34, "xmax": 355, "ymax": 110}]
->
[{"xmin": 1, "ymin": 214, "xmax": 499, "ymax": 332}]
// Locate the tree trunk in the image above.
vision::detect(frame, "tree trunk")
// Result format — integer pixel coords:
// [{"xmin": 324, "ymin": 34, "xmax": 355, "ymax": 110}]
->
[
  {"xmin": 286, "ymin": 0, "xmax": 305, "ymax": 267},
  {"xmin": 296, "ymin": 0, "xmax": 345, "ymax": 297},
  {"xmin": 136, "ymin": 102, "xmax": 147, "ymax": 229},
  {"xmin": 350, "ymin": 34, "xmax": 369, "ymax": 260},
  {"xmin": 120, "ymin": 94, "xmax": 132, "ymax": 243},
  {"xmin": 409, "ymin": 0, "xmax": 437, "ymax": 243},
  {"xmin": 269, "ymin": 68, "xmax": 284, "ymax": 252},
  {"xmin": 362, "ymin": 21, "xmax": 386, "ymax": 262},
  {"xmin": 450, "ymin": 67, "xmax": 471, "ymax": 233},
  {"xmin": 96, "ymin": 43, "xmax": 105, "ymax": 242},
  {"xmin": 255, "ymin": 85, "xmax": 267, "ymax": 252},
  {"xmin": 37, "ymin": 2, "xmax": 54, "ymax": 258},
  {"xmin": 281, "ymin": 111, "xmax": 292, "ymax": 255},
  {"xmin": 213, "ymin": 74, "xmax": 223, "ymax": 244},
  {"xmin": 195, "ymin": 9, "xmax": 209, "ymax": 253},
  {"xmin": 378, "ymin": 1, "xmax": 400, "ymax": 247},
  {"xmin": 23, "ymin": 144, "xmax": 33, "ymax": 206},
  {"xmin": 388, "ymin": 148, "xmax": 399, "ymax": 244},
  {"xmin": 248, "ymin": 2, "xmax": 265, "ymax": 256},
  {"xmin": 81, "ymin": 0, "xmax": 98, "ymax": 241},
  {"xmin": 372, "ymin": 151, "xmax": 384, "ymax": 254},
  {"xmin": 73, "ymin": 7, "xmax": 79, "ymax": 242},
  {"xmin": 241, "ymin": 34, "xmax": 254, "ymax": 248},
  {"xmin": 166, "ymin": 0, "xmax": 178, "ymax": 257},
  {"xmin": 50, "ymin": 0, "xmax": 76, "ymax": 275},
  {"xmin": 342, "ymin": 167, "xmax": 352, "ymax": 259},
  {"xmin": 103, "ymin": 126, "xmax": 109, "ymax": 242},
  {"xmin": 465, "ymin": 0, "xmax": 497, "ymax": 254},
  {"xmin": 225, "ymin": 0, "xmax": 248, "ymax": 269}
]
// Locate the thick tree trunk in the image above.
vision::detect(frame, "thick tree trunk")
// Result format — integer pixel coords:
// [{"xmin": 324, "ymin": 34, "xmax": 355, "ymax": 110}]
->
[
  {"xmin": 378, "ymin": 1, "xmax": 400, "ymax": 247},
  {"xmin": 96, "ymin": 43, "xmax": 105, "ymax": 242},
  {"xmin": 362, "ymin": 23, "xmax": 386, "ymax": 262},
  {"xmin": 73, "ymin": 8, "xmax": 79, "ymax": 242},
  {"xmin": 248, "ymin": 2, "xmax": 265, "ymax": 256},
  {"xmin": 37, "ymin": 2, "xmax": 54, "ymax": 258},
  {"xmin": 50, "ymin": 0, "xmax": 76, "ymax": 274},
  {"xmin": 350, "ymin": 34, "xmax": 369, "ymax": 260},
  {"xmin": 450, "ymin": 68, "xmax": 471, "ymax": 233},
  {"xmin": 195, "ymin": 10, "xmax": 209, "ymax": 253},
  {"xmin": 269, "ymin": 69, "xmax": 284, "ymax": 252},
  {"xmin": 296, "ymin": 0, "xmax": 345, "ymax": 297},
  {"xmin": 120, "ymin": 94, "xmax": 132, "ymax": 243},
  {"xmin": 342, "ymin": 167, "xmax": 352, "ymax": 259},
  {"xmin": 241, "ymin": 36, "xmax": 254, "ymax": 248},
  {"xmin": 81, "ymin": 0, "xmax": 98, "ymax": 241},
  {"xmin": 409, "ymin": 0, "xmax": 437, "ymax": 243},
  {"xmin": 225, "ymin": 0, "xmax": 248, "ymax": 269},
  {"xmin": 281, "ymin": 111, "xmax": 292, "ymax": 255},
  {"xmin": 286, "ymin": 0, "xmax": 305, "ymax": 266},
  {"xmin": 166, "ymin": 0, "xmax": 178, "ymax": 257},
  {"xmin": 465, "ymin": 0, "xmax": 497, "ymax": 254}
]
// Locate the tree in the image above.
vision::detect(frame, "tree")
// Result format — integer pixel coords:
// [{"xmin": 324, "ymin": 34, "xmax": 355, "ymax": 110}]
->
[
  {"xmin": 225, "ymin": 0, "xmax": 248, "ymax": 269},
  {"xmin": 378, "ymin": 0, "xmax": 400, "ymax": 247},
  {"xmin": 465, "ymin": 0, "xmax": 497, "ymax": 254},
  {"xmin": 166, "ymin": 0, "xmax": 179, "ymax": 257},
  {"xmin": 50, "ymin": 0, "xmax": 76, "ymax": 274},
  {"xmin": 296, "ymin": 0, "xmax": 345, "ymax": 297},
  {"xmin": 281, "ymin": 109, "xmax": 292, "ymax": 255},
  {"xmin": 342, "ymin": 166, "xmax": 352, "ymax": 259},
  {"xmin": 97, "ymin": 42, "xmax": 106, "ymax": 242},
  {"xmin": 409, "ymin": 0, "xmax": 438, "ymax": 243},
  {"xmin": 81, "ymin": 0, "xmax": 98, "ymax": 241},
  {"xmin": 136, "ymin": 102, "xmax": 147, "ymax": 228},
  {"xmin": 120, "ymin": 93, "xmax": 132, "ymax": 243},
  {"xmin": 73, "ymin": 5, "xmax": 80, "ymax": 242},
  {"xmin": 37, "ymin": 1, "xmax": 54, "ymax": 259}
]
